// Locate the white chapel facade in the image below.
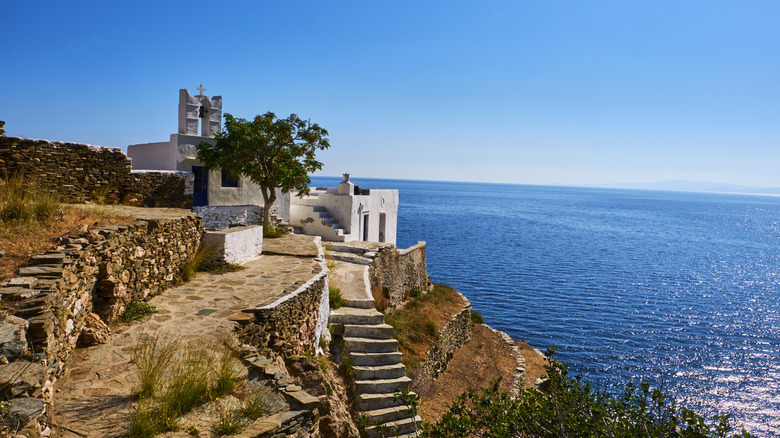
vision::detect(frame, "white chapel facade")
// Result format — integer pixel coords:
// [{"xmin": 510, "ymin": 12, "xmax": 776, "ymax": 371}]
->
[{"xmin": 126, "ymin": 86, "xmax": 398, "ymax": 245}]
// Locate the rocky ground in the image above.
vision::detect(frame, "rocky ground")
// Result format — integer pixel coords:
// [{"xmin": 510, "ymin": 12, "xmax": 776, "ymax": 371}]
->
[{"xmin": 416, "ymin": 323, "xmax": 547, "ymax": 423}]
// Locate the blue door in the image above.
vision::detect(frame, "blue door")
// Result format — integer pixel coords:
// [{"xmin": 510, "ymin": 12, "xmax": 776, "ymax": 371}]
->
[{"xmin": 192, "ymin": 166, "xmax": 208, "ymax": 206}]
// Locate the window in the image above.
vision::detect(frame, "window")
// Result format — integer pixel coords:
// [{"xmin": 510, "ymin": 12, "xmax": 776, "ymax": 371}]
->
[{"xmin": 221, "ymin": 170, "xmax": 239, "ymax": 188}]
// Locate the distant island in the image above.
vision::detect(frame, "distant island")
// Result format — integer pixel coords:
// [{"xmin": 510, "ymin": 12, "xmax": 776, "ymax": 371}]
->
[{"xmin": 587, "ymin": 180, "xmax": 780, "ymax": 196}]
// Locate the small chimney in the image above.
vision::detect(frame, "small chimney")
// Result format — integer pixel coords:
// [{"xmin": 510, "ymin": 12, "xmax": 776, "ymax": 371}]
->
[{"xmin": 338, "ymin": 173, "xmax": 354, "ymax": 195}]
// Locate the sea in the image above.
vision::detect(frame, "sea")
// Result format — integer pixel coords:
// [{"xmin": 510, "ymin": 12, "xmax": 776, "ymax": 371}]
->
[{"xmin": 311, "ymin": 176, "xmax": 780, "ymax": 435}]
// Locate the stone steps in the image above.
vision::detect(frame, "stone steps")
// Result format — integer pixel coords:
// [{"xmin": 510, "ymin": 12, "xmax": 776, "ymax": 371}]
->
[
  {"xmin": 366, "ymin": 416, "xmax": 421, "ymax": 437},
  {"xmin": 344, "ymin": 323, "xmax": 395, "ymax": 338},
  {"xmin": 362, "ymin": 405, "xmax": 414, "ymax": 425},
  {"xmin": 343, "ymin": 299, "xmax": 375, "ymax": 309},
  {"xmin": 350, "ymin": 351, "xmax": 404, "ymax": 367},
  {"xmin": 345, "ymin": 337, "xmax": 399, "ymax": 353},
  {"xmin": 331, "ymin": 304, "xmax": 419, "ymax": 438},
  {"xmin": 355, "ymin": 376, "xmax": 411, "ymax": 394},
  {"xmin": 330, "ymin": 307, "xmax": 385, "ymax": 325},
  {"xmin": 354, "ymin": 363, "xmax": 407, "ymax": 380}
]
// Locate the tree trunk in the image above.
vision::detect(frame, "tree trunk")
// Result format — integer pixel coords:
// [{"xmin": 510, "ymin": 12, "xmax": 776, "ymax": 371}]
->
[{"xmin": 261, "ymin": 187, "xmax": 277, "ymax": 229}]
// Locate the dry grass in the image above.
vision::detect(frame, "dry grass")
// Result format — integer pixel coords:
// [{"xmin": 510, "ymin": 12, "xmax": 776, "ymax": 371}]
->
[
  {"xmin": 416, "ymin": 324, "xmax": 520, "ymax": 423},
  {"xmin": 385, "ymin": 284, "xmax": 464, "ymax": 371},
  {"xmin": 0, "ymin": 177, "xmax": 141, "ymax": 282},
  {"xmin": 130, "ymin": 335, "xmax": 241, "ymax": 437},
  {"xmin": 181, "ymin": 242, "xmax": 220, "ymax": 282}
]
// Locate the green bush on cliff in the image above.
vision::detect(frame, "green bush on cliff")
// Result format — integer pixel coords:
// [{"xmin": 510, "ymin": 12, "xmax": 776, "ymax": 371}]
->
[{"xmin": 422, "ymin": 347, "xmax": 751, "ymax": 438}]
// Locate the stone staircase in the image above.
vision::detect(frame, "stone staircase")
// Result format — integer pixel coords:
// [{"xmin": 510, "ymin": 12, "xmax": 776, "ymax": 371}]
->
[
  {"xmin": 290, "ymin": 204, "xmax": 348, "ymax": 241},
  {"xmin": 331, "ymin": 302, "xmax": 420, "ymax": 437}
]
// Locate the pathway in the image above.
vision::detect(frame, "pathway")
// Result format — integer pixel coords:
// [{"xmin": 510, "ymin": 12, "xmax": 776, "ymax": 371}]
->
[{"xmin": 50, "ymin": 234, "xmax": 321, "ymax": 438}]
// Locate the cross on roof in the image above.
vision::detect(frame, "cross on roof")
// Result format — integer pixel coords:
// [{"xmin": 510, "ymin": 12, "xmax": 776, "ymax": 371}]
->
[{"xmin": 197, "ymin": 84, "xmax": 206, "ymax": 96}]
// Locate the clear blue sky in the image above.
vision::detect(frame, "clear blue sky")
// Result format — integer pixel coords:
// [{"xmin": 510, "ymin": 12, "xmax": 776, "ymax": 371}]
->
[{"xmin": 3, "ymin": 1, "xmax": 779, "ymax": 187}]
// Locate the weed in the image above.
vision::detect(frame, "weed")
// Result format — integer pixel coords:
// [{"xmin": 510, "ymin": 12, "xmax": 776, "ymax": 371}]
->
[
  {"xmin": 471, "ymin": 310, "xmax": 485, "ymax": 324},
  {"xmin": 187, "ymin": 425, "xmax": 201, "ymax": 436},
  {"xmin": 130, "ymin": 336, "xmax": 241, "ymax": 437},
  {"xmin": 263, "ymin": 224, "xmax": 286, "ymax": 238},
  {"xmin": 0, "ymin": 175, "xmax": 59, "ymax": 224},
  {"xmin": 120, "ymin": 300, "xmax": 157, "ymax": 322},
  {"xmin": 339, "ymin": 352, "xmax": 355, "ymax": 383},
  {"xmin": 182, "ymin": 242, "xmax": 220, "ymax": 282},
  {"xmin": 329, "ymin": 286, "xmax": 344, "ymax": 309},
  {"xmin": 239, "ymin": 393, "xmax": 268, "ymax": 421},
  {"xmin": 201, "ymin": 262, "xmax": 245, "ymax": 274},
  {"xmin": 214, "ymin": 406, "xmax": 243, "ymax": 435},
  {"xmin": 410, "ymin": 286, "xmax": 423, "ymax": 299},
  {"xmin": 132, "ymin": 336, "xmax": 179, "ymax": 399},
  {"xmin": 372, "ymin": 286, "xmax": 389, "ymax": 313},
  {"xmin": 318, "ymin": 358, "xmax": 330, "ymax": 373}
]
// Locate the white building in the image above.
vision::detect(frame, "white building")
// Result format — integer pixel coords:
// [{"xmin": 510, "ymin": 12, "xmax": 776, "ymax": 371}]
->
[{"xmin": 126, "ymin": 87, "xmax": 398, "ymax": 244}]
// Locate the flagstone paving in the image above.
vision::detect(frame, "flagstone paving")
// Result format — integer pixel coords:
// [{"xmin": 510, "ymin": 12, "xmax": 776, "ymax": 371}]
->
[{"xmin": 50, "ymin": 234, "xmax": 322, "ymax": 438}]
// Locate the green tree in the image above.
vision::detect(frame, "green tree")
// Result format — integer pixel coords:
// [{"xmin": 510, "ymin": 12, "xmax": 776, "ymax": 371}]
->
[{"xmin": 196, "ymin": 112, "xmax": 330, "ymax": 228}]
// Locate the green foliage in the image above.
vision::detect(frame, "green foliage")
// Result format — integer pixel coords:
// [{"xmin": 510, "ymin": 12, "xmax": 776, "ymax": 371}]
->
[
  {"xmin": 470, "ymin": 310, "xmax": 484, "ymax": 324},
  {"xmin": 196, "ymin": 112, "xmax": 330, "ymax": 227},
  {"xmin": 0, "ymin": 175, "xmax": 59, "ymax": 225},
  {"xmin": 410, "ymin": 286, "xmax": 423, "ymax": 299},
  {"xmin": 263, "ymin": 224, "xmax": 287, "ymax": 238},
  {"xmin": 187, "ymin": 425, "xmax": 201, "ymax": 436},
  {"xmin": 329, "ymin": 286, "xmax": 344, "ymax": 309},
  {"xmin": 421, "ymin": 348, "xmax": 751, "ymax": 438},
  {"xmin": 119, "ymin": 300, "xmax": 157, "ymax": 322}
]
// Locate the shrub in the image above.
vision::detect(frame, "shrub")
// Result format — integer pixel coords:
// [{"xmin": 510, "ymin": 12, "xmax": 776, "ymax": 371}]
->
[
  {"xmin": 410, "ymin": 286, "xmax": 423, "ymax": 299},
  {"xmin": 329, "ymin": 286, "xmax": 344, "ymax": 309},
  {"xmin": 421, "ymin": 348, "xmax": 752, "ymax": 438},
  {"xmin": 470, "ymin": 310, "xmax": 484, "ymax": 324},
  {"xmin": 120, "ymin": 300, "xmax": 157, "ymax": 322}
]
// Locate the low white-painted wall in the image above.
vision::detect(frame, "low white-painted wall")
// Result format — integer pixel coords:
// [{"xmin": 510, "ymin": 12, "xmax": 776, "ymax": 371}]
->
[{"xmin": 202, "ymin": 225, "xmax": 263, "ymax": 265}]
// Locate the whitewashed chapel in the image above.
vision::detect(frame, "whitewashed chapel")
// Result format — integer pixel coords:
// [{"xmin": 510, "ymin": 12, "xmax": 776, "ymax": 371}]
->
[{"xmin": 127, "ymin": 87, "xmax": 398, "ymax": 245}]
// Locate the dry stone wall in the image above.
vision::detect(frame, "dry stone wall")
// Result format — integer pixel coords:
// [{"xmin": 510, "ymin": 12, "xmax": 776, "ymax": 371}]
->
[
  {"xmin": 0, "ymin": 136, "xmax": 192, "ymax": 208},
  {"xmin": 369, "ymin": 241, "xmax": 431, "ymax": 308},
  {"xmin": 238, "ymin": 269, "xmax": 329, "ymax": 357},
  {"xmin": 410, "ymin": 290, "xmax": 472, "ymax": 393},
  {"xmin": 0, "ymin": 214, "xmax": 202, "ymax": 408}
]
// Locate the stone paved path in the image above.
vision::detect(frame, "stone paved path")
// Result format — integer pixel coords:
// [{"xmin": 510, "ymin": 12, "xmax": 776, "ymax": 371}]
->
[
  {"xmin": 329, "ymin": 260, "xmax": 370, "ymax": 302},
  {"xmin": 50, "ymin": 235, "xmax": 322, "ymax": 438}
]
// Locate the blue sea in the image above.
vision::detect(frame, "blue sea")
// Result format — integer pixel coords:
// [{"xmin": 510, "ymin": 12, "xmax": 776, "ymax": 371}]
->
[{"xmin": 312, "ymin": 176, "xmax": 780, "ymax": 435}]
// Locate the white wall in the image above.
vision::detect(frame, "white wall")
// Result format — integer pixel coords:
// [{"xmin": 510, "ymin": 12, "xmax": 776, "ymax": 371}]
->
[{"xmin": 127, "ymin": 141, "xmax": 176, "ymax": 170}]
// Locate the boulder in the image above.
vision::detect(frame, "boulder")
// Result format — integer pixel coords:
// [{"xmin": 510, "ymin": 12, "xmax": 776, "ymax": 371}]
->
[
  {"xmin": 7, "ymin": 397, "xmax": 45, "ymax": 430},
  {"xmin": 77, "ymin": 313, "xmax": 111, "ymax": 346},
  {"xmin": 0, "ymin": 361, "xmax": 46, "ymax": 398}
]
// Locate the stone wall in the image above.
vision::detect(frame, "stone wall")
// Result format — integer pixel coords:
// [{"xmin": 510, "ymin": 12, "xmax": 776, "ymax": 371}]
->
[
  {"xmin": 194, "ymin": 205, "xmax": 262, "ymax": 230},
  {"xmin": 0, "ymin": 214, "xmax": 202, "ymax": 406},
  {"xmin": 0, "ymin": 137, "xmax": 192, "ymax": 208},
  {"xmin": 410, "ymin": 290, "xmax": 472, "ymax": 393},
  {"xmin": 238, "ymin": 266, "xmax": 329, "ymax": 357},
  {"xmin": 369, "ymin": 241, "xmax": 431, "ymax": 308}
]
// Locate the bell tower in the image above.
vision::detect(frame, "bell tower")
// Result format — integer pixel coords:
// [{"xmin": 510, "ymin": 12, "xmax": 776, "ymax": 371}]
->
[{"xmin": 178, "ymin": 85, "xmax": 222, "ymax": 137}]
